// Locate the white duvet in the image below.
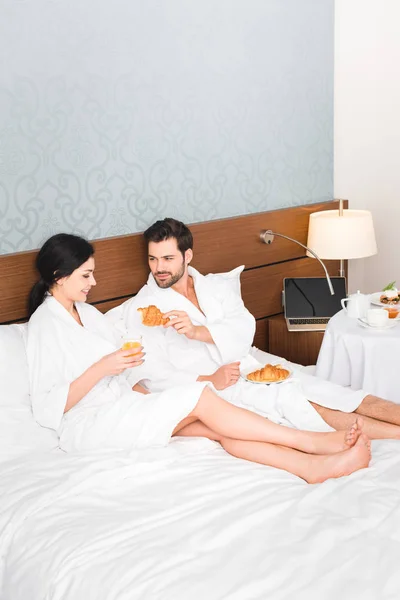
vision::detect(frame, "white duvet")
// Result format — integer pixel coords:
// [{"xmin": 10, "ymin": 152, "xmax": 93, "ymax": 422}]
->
[{"xmin": 1, "ymin": 436, "xmax": 400, "ymax": 600}]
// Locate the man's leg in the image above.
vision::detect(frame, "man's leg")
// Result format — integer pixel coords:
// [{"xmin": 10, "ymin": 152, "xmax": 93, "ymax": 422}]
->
[
  {"xmin": 310, "ymin": 402, "xmax": 400, "ymax": 439},
  {"xmin": 296, "ymin": 369, "xmax": 400, "ymax": 430},
  {"xmin": 355, "ymin": 394, "xmax": 400, "ymax": 427}
]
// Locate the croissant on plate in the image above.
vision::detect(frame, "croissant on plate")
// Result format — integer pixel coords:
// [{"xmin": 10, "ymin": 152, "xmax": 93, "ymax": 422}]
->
[
  {"xmin": 247, "ymin": 363, "xmax": 290, "ymax": 383},
  {"xmin": 137, "ymin": 305, "xmax": 169, "ymax": 327}
]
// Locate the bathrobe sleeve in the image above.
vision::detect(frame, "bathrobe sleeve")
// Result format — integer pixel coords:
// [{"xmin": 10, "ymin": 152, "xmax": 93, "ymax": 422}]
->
[
  {"xmin": 27, "ymin": 322, "xmax": 70, "ymax": 431},
  {"xmin": 124, "ymin": 330, "xmax": 200, "ymax": 393},
  {"xmin": 206, "ymin": 283, "xmax": 256, "ymax": 364}
]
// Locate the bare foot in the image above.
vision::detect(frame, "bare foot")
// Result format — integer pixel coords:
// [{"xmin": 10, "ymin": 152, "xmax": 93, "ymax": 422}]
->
[
  {"xmin": 344, "ymin": 417, "xmax": 364, "ymax": 449},
  {"xmin": 306, "ymin": 434, "xmax": 371, "ymax": 484},
  {"xmin": 310, "ymin": 417, "xmax": 364, "ymax": 455}
]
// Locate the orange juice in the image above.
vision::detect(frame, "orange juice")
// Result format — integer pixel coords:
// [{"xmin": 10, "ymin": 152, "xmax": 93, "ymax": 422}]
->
[
  {"xmin": 122, "ymin": 338, "xmax": 142, "ymax": 356},
  {"xmin": 384, "ymin": 307, "xmax": 400, "ymax": 319}
]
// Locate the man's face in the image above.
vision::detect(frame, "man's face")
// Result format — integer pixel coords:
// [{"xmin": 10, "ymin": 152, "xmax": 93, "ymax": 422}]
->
[{"xmin": 148, "ymin": 238, "xmax": 191, "ymax": 289}]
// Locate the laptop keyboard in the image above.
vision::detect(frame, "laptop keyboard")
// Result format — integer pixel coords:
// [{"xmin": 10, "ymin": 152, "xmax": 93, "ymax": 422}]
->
[{"xmin": 288, "ymin": 318, "xmax": 330, "ymax": 325}]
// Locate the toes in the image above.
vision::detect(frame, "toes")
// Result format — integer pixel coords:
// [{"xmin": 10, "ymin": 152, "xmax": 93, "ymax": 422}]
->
[{"xmin": 356, "ymin": 416, "xmax": 364, "ymax": 431}]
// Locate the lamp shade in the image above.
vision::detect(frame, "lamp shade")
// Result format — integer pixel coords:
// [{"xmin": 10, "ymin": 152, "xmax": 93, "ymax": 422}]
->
[{"xmin": 306, "ymin": 209, "xmax": 377, "ymax": 260}]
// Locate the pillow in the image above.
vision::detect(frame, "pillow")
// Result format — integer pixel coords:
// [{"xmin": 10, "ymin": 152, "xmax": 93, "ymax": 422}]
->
[
  {"xmin": 204, "ymin": 265, "xmax": 244, "ymax": 298},
  {"xmin": 0, "ymin": 323, "xmax": 29, "ymax": 407},
  {"xmin": 0, "ymin": 324, "xmax": 59, "ymax": 459}
]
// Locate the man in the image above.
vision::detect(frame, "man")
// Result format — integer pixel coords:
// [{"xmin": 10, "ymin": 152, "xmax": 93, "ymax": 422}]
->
[{"xmin": 107, "ymin": 218, "xmax": 400, "ymax": 438}]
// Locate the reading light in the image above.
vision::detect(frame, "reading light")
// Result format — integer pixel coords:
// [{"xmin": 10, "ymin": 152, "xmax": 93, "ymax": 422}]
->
[{"xmin": 259, "ymin": 230, "xmax": 335, "ymax": 295}]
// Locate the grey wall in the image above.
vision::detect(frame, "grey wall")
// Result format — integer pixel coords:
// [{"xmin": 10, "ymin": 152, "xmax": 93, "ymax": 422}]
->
[{"xmin": 0, "ymin": 0, "xmax": 333, "ymax": 253}]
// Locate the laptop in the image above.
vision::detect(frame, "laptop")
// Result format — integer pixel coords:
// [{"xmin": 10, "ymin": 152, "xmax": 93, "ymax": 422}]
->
[{"xmin": 283, "ymin": 277, "xmax": 347, "ymax": 332}]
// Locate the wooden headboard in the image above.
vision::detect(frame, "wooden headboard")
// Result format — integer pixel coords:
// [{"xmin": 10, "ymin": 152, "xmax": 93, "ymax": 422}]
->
[{"xmin": 0, "ymin": 200, "xmax": 344, "ymax": 350}]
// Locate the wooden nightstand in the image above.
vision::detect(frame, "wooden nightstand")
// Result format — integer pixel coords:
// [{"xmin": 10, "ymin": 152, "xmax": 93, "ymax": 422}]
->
[{"xmin": 267, "ymin": 314, "xmax": 325, "ymax": 366}]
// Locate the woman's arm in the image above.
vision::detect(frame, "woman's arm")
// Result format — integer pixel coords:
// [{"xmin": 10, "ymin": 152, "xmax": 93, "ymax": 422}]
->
[
  {"xmin": 65, "ymin": 348, "xmax": 145, "ymax": 412},
  {"xmin": 64, "ymin": 362, "xmax": 105, "ymax": 412}
]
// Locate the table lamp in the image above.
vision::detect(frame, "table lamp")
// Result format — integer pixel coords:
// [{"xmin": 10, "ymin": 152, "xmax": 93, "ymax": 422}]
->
[{"xmin": 306, "ymin": 199, "xmax": 377, "ymax": 277}]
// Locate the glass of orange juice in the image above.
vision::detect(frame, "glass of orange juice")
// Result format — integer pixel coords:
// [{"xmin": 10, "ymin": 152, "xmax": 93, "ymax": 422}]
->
[
  {"xmin": 121, "ymin": 335, "xmax": 142, "ymax": 356},
  {"xmin": 384, "ymin": 307, "xmax": 400, "ymax": 319}
]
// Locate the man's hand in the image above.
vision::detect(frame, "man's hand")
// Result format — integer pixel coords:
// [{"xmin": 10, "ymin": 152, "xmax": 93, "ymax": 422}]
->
[
  {"xmin": 163, "ymin": 310, "xmax": 197, "ymax": 339},
  {"xmin": 162, "ymin": 310, "xmax": 214, "ymax": 343},
  {"xmin": 96, "ymin": 348, "xmax": 145, "ymax": 377},
  {"xmin": 209, "ymin": 362, "xmax": 241, "ymax": 390}
]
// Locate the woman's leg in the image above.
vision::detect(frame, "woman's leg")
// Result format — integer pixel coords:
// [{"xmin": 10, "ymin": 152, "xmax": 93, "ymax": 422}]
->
[
  {"xmin": 174, "ymin": 420, "xmax": 222, "ymax": 440},
  {"xmin": 175, "ymin": 420, "xmax": 371, "ymax": 483},
  {"xmin": 188, "ymin": 387, "xmax": 362, "ymax": 455},
  {"xmin": 220, "ymin": 436, "xmax": 371, "ymax": 484}
]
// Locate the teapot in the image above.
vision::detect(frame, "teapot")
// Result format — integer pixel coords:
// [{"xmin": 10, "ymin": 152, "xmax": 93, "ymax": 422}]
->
[{"xmin": 341, "ymin": 290, "xmax": 370, "ymax": 319}]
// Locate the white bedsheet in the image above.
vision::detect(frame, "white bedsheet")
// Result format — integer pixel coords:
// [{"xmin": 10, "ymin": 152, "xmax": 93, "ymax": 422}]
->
[{"xmin": 1, "ymin": 436, "xmax": 400, "ymax": 600}]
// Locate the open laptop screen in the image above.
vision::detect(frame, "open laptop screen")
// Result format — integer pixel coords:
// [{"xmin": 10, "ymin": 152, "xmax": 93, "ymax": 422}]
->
[{"xmin": 284, "ymin": 277, "xmax": 347, "ymax": 318}]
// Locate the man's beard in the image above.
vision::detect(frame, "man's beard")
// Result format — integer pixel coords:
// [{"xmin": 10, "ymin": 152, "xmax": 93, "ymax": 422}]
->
[{"xmin": 154, "ymin": 261, "xmax": 185, "ymax": 289}]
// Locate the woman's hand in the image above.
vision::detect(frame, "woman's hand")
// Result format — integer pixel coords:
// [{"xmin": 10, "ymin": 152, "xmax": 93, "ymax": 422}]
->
[
  {"xmin": 132, "ymin": 382, "xmax": 150, "ymax": 395},
  {"xmin": 96, "ymin": 348, "xmax": 145, "ymax": 377}
]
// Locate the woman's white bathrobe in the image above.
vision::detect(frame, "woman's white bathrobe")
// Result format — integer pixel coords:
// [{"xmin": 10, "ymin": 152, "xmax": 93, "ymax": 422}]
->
[
  {"xmin": 107, "ymin": 268, "xmax": 367, "ymax": 433},
  {"xmin": 26, "ymin": 296, "xmax": 207, "ymax": 453}
]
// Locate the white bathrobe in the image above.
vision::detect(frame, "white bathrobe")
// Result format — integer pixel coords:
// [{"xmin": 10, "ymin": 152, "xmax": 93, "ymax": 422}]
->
[
  {"xmin": 107, "ymin": 268, "xmax": 367, "ymax": 432},
  {"xmin": 26, "ymin": 296, "xmax": 207, "ymax": 453}
]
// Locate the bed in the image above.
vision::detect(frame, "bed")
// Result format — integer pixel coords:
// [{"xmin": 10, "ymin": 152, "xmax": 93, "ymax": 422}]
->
[{"xmin": 1, "ymin": 202, "xmax": 400, "ymax": 600}]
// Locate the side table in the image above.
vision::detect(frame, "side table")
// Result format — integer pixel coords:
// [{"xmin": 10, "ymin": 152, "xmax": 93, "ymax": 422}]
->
[
  {"xmin": 267, "ymin": 314, "xmax": 325, "ymax": 367},
  {"xmin": 315, "ymin": 310, "xmax": 400, "ymax": 403}
]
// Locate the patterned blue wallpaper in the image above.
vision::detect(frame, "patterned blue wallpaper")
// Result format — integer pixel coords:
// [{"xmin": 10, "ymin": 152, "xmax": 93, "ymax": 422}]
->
[{"xmin": 0, "ymin": 0, "xmax": 333, "ymax": 254}]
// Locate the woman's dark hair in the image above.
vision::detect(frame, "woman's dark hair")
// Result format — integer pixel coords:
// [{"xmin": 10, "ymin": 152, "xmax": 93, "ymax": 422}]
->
[
  {"xmin": 143, "ymin": 218, "xmax": 193, "ymax": 256},
  {"xmin": 28, "ymin": 233, "xmax": 94, "ymax": 318}
]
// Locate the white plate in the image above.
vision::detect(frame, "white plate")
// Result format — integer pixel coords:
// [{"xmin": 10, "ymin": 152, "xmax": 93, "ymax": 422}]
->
[
  {"xmin": 370, "ymin": 292, "xmax": 400, "ymax": 307},
  {"xmin": 358, "ymin": 317, "xmax": 399, "ymax": 330},
  {"xmin": 240, "ymin": 365, "xmax": 292, "ymax": 385}
]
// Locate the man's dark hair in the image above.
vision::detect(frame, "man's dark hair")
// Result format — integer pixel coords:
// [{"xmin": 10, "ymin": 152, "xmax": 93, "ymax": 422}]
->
[{"xmin": 144, "ymin": 218, "xmax": 193, "ymax": 255}]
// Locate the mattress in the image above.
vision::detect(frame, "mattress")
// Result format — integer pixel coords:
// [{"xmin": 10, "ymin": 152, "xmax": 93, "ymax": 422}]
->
[{"xmin": 1, "ymin": 434, "xmax": 400, "ymax": 600}]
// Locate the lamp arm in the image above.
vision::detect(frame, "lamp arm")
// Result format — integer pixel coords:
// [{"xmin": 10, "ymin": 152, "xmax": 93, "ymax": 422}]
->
[{"xmin": 260, "ymin": 230, "xmax": 335, "ymax": 295}]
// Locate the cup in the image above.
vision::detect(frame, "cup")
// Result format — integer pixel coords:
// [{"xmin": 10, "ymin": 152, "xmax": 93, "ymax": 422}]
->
[
  {"xmin": 384, "ymin": 307, "xmax": 400, "ymax": 319},
  {"xmin": 366, "ymin": 308, "xmax": 389, "ymax": 327},
  {"xmin": 121, "ymin": 335, "xmax": 143, "ymax": 356}
]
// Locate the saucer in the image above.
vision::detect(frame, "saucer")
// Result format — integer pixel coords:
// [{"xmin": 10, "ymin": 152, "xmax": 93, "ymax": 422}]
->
[{"xmin": 358, "ymin": 317, "xmax": 399, "ymax": 330}]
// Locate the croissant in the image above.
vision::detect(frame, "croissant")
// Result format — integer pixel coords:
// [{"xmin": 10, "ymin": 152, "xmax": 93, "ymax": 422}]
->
[
  {"xmin": 247, "ymin": 363, "xmax": 290, "ymax": 383},
  {"xmin": 137, "ymin": 305, "xmax": 169, "ymax": 327}
]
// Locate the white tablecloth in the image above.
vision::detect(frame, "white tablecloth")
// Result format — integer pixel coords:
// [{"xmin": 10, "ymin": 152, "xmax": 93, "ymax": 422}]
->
[{"xmin": 315, "ymin": 310, "xmax": 400, "ymax": 403}]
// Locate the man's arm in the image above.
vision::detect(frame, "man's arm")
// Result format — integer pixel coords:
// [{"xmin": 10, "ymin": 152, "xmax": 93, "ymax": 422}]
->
[
  {"xmin": 163, "ymin": 284, "xmax": 256, "ymax": 363},
  {"xmin": 163, "ymin": 311, "xmax": 214, "ymax": 343},
  {"xmin": 197, "ymin": 363, "xmax": 241, "ymax": 390},
  {"xmin": 205, "ymin": 285, "xmax": 255, "ymax": 363}
]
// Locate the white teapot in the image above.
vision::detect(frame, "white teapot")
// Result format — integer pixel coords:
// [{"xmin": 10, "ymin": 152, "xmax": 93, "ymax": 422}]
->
[{"xmin": 341, "ymin": 290, "xmax": 370, "ymax": 319}]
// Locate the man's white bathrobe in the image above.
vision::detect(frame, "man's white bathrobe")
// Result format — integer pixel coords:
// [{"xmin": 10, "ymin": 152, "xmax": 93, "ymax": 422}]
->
[
  {"xmin": 107, "ymin": 268, "xmax": 367, "ymax": 433},
  {"xmin": 26, "ymin": 296, "xmax": 208, "ymax": 453}
]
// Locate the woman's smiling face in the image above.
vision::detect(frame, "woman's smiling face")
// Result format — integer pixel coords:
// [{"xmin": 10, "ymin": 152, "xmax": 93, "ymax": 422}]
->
[{"xmin": 52, "ymin": 256, "xmax": 96, "ymax": 303}]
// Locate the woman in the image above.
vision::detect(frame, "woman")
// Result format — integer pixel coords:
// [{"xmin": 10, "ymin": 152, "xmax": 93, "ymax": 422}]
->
[{"xmin": 27, "ymin": 234, "xmax": 371, "ymax": 483}]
